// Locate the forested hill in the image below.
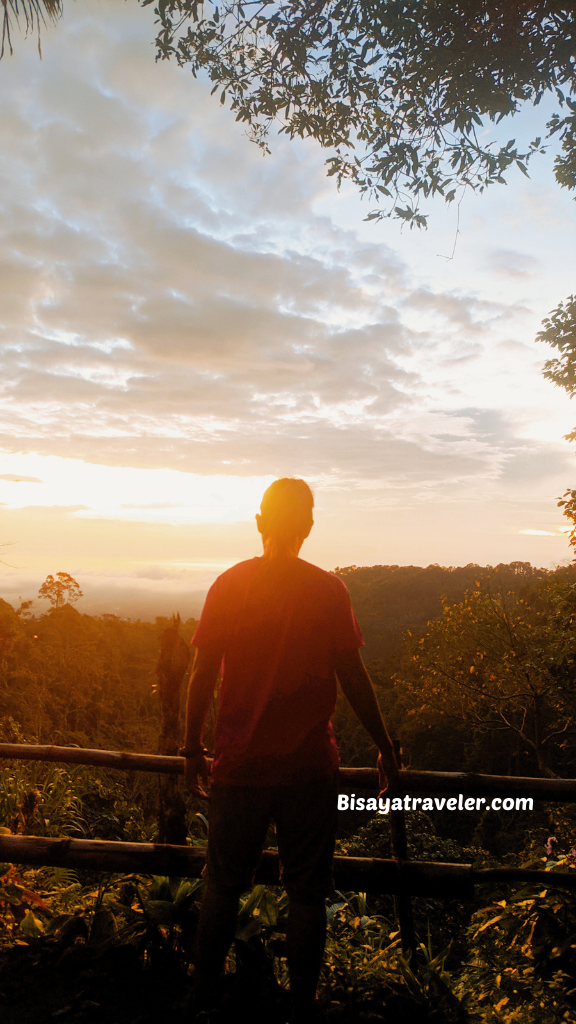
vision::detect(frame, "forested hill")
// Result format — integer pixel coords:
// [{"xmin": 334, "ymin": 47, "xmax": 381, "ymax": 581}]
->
[
  {"xmin": 2, "ymin": 559, "xmax": 576, "ymax": 750},
  {"xmin": 0, "ymin": 602, "xmax": 198, "ymax": 752},
  {"xmin": 334, "ymin": 561, "xmax": 576, "ymax": 671}
]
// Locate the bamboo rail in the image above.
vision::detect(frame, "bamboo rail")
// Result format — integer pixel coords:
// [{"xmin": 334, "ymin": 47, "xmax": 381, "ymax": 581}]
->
[
  {"xmin": 1, "ymin": 740, "xmax": 575, "ymax": 931},
  {"xmin": 1, "ymin": 743, "xmax": 575, "ymax": 801},
  {"xmin": 0, "ymin": 835, "xmax": 472, "ymax": 896},
  {"xmin": 0, "ymin": 835, "xmax": 574, "ymax": 896},
  {"xmin": 0, "ymin": 743, "xmax": 182, "ymax": 775}
]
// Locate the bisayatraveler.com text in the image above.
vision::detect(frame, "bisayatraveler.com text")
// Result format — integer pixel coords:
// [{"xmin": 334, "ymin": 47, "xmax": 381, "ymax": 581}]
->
[{"xmin": 338, "ymin": 794, "xmax": 534, "ymax": 813}]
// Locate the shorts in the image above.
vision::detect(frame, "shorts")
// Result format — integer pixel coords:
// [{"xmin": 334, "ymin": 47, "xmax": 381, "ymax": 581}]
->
[{"xmin": 205, "ymin": 771, "xmax": 339, "ymax": 904}]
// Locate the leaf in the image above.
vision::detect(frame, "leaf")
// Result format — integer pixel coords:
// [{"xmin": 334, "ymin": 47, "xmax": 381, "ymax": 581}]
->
[
  {"xmin": 173, "ymin": 877, "xmax": 204, "ymax": 909},
  {"xmin": 18, "ymin": 909, "xmax": 45, "ymax": 939},
  {"xmin": 327, "ymin": 900, "xmax": 348, "ymax": 924},
  {"xmin": 140, "ymin": 899, "xmax": 179, "ymax": 926},
  {"xmin": 20, "ymin": 889, "xmax": 50, "ymax": 910},
  {"xmin": 236, "ymin": 884, "xmax": 283, "ymax": 938},
  {"xmin": 472, "ymin": 914, "xmax": 503, "ymax": 938}
]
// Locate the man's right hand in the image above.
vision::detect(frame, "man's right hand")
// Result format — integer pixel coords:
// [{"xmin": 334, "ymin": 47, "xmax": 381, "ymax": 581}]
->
[
  {"xmin": 184, "ymin": 750, "xmax": 209, "ymax": 799},
  {"xmin": 377, "ymin": 752, "xmax": 400, "ymax": 799}
]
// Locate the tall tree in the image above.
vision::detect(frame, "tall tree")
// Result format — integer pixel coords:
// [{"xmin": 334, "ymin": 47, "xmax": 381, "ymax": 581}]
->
[{"xmin": 37, "ymin": 572, "xmax": 83, "ymax": 609}]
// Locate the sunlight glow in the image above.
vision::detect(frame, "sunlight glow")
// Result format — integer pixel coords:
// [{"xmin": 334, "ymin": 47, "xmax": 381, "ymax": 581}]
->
[{"xmin": 0, "ymin": 451, "xmax": 274, "ymax": 525}]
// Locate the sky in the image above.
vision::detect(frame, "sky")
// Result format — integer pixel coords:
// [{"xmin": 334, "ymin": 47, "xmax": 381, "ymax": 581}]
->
[{"xmin": 1, "ymin": 0, "xmax": 576, "ymax": 619}]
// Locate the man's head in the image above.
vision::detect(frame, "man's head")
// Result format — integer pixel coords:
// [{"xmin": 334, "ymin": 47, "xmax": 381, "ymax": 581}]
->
[{"xmin": 256, "ymin": 478, "xmax": 314, "ymax": 558}]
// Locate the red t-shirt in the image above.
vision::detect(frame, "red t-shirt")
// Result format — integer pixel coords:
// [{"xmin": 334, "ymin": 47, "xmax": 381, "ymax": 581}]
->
[{"xmin": 192, "ymin": 556, "xmax": 364, "ymax": 785}]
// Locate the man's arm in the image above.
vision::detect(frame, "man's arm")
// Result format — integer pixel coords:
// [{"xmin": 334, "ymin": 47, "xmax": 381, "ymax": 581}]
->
[
  {"xmin": 334, "ymin": 648, "xmax": 399, "ymax": 794},
  {"xmin": 182, "ymin": 645, "xmax": 222, "ymax": 796}
]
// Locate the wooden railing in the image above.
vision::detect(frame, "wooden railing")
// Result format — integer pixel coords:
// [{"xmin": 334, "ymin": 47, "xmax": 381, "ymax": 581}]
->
[
  {"xmin": 1, "ymin": 741, "xmax": 575, "ymax": 801},
  {"xmin": 1, "ymin": 741, "xmax": 575, "ymax": 957}
]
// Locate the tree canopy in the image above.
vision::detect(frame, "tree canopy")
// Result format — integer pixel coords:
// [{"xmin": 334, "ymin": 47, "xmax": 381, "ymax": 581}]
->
[
  {"xmin": 153, "ymin": 0, "xmax": 576, "ymax": 225},
  {"xmin": 394, "ymin": 578, "xmax": 576, "ymax": 777},
  {"xmin": 537, "ymin": 296, "xmax": 576, "ymax": 546},
  {"xmin": 4, "ymin": 2, "xmax": 576, "ymax": 225},
  {"xmin": 37, "ymin": 572, "xmax": 83, "ymax": 609},
  {"xmin": 540, "ymin": 294, "xmax": 576, "ymax": 396}
]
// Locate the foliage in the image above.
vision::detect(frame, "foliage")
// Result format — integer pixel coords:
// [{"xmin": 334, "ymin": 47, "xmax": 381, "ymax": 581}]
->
[
  {"xmin": 103, "ymin": 872, "xmax": 204, "ymax": 966},
  {"xmin": 537, "ymin": 295, "xmax": 576, "ymax": 549},
  {"xmin": 0, "ymin": 0, "xmax": 61, "ymax": 58},
  {"xmin": 151, "ymin": 0, "xmax": 576, "ymax": 225},
  {"xmin": 0, "ymin": 866, "xmax": 205, "ymax": 1024},
  {"xmin": 336, "ymin": 810, "xmax": 485, "ymax": 967},
  {"xmin": 393, "ymin": 577, "xmax": 576, "ymax": 777},
  {"xmin": 0, "ymin": 864, "xmax": 51, "ymax": 941},
  {"xmin": 3, "ymin": 858, "xmax": 576, "ymax": 1022},
  {"xmin": 540, "ymin": 295, "xmax": 576, "ymax": 398},
  {"xmin": 319, "ymin": 891, "xmax": 479, "ymax": 1022},
  {"xmin": 337, "ymin": 808, "xmax": 478, "ymax": 864},
  {"xmin": 6, "ymin": 2, "xmax": 576, "ymax": 226},
  {"xmin": 0, "ymin": 757, "xmax": 159, "ymax": 842},
  {"xmin": 458, "ymin": 875, "xmax": 576, "ymax": 1023},
  {"xmin": 1, "ymin": 572, "xmax": 576, "ymax": 1019},
  {"xmin": 0, "ymin": 761, "xmax": 85, "ymax": 838},
  {"xmin": 0, "ymin": 600, "xmax": 197, "ymax": 753},
  {"xmin": 37, "ymin": 573, "xmax": 83, "ymax": 610}
]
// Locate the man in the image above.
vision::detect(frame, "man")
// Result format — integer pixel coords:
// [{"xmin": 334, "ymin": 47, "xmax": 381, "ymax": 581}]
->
[{"xmin": 183, "ymin": 477, "xmax": 398, "ymax": 1021}]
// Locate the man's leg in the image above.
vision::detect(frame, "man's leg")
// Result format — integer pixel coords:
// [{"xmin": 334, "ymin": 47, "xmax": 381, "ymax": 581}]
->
[
  {"xmin": 195, "ymin": 783, "xmax": 272, "ymax": 1011},
  {"xmin": 194, "ymin": 885, "xmax": 240, "ymax": 1010},
  {"xmin": 285, "ymin": 898, "xmax": 327, "ymax": 1018},
  {"xmin": 274, "ymin": 772, "xmax": 339, "ymax": 1021}
]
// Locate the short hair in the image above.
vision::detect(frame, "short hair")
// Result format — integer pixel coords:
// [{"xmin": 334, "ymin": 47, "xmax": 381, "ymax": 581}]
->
[{"xmin": 259, "ymin": 477, "xmax": 314, "ymax": 543}]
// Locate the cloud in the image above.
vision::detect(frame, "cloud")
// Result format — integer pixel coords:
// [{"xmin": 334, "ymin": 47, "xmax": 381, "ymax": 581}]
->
[
  {"xmin": 403, "ymin": 289, "xmax": 504, "ymax": 331},
  {"xmin": 0, "ymin": 0, "xmax": 574, "ymax": 573},
  {"xmin": 487, "ymin": 249, "xmax": 542, "ymax": 278},
  {"xmin": 0, "ymin": 474, "xmax": 43, "ymax": 483}
]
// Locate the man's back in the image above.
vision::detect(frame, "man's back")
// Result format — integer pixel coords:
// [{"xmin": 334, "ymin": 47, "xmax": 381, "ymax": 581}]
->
[
  {"xmin": 192, "ymin": 556, "xmax": 363, "ymax": 784},
  {"xmin": 184, "ymin": 478, "xmax": 398, "ymax": 1022}
]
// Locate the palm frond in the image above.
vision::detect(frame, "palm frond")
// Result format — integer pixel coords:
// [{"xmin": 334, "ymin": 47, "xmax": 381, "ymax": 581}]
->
[{"xmin": 1, "ymin": 0, "xmax": 63, "ymax": 59}]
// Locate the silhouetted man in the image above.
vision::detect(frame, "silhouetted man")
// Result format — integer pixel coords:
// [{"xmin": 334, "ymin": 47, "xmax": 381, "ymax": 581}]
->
[{"xmin": 183, "ymin": 477, "xmax": 398, "ymax": 1022}]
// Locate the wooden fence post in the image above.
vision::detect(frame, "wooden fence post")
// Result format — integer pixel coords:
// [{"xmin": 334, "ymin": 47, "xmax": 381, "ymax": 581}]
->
[
  {"xmin": 155, "ymin": 615, "xmax": 190, "ymax": 846},
  {"xmin": 390, "ymin": 739, "xmax": 417, "ymax": 962}
]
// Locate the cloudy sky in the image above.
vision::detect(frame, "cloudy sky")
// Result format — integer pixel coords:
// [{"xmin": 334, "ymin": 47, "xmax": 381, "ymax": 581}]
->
[{"xmin": 1, "ymin": 0, "xmax": 576, "ymax": 618}]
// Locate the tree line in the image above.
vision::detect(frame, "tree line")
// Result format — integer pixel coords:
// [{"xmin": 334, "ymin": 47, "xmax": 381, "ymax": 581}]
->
[{"xmin": 1, "ymin": 559, "xmax": 575, "ymax": 788}]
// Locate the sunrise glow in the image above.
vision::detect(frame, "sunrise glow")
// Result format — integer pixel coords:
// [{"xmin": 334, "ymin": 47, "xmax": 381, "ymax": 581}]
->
[
  {"xmin": 0, "ymin": 0, "xmax": 575, "ymax": 621},
  {"xmin": 0, "ymin": 451, "xmax": 274, "ymax": 525}
]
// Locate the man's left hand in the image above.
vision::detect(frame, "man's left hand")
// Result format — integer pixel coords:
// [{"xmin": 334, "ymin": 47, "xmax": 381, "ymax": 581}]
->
[{"xmin": 184, "ymin": 750, "xmax": 209, "ymax": 798}]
